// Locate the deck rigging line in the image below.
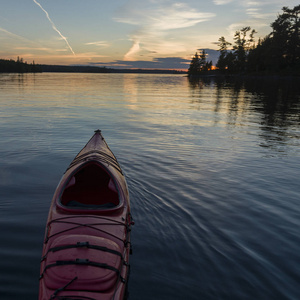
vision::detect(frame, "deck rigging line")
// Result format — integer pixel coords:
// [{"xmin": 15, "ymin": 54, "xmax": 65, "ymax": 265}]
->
[
  {"xmin": 66, "ymin": 150, "xmax": 123, "ymax": 174},
  {"xmin": 41, "ymin": 241, "xmax": 123, "ymax": 262},
  {"xmin": 44, "ymin": 215, "xmax": 131, "ymax": 246},
  {"xmin": 49, "ymin": 276, "xmax": 78, "ymax": 300},
  {"xmin": 40, "ymin": 259, "xmax": 123, "ymax": 280}
]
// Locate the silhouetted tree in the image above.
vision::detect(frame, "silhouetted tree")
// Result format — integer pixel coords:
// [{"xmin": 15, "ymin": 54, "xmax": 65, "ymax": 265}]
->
[
  {"xmin": 188, "ymin": 50, "xmax": 213, "ymax": 76},
  {"xmin": 216, "ymin": 27, "xmax": 256, "ymax": 73},
  {"xmin": 216, "ymin": 36, "xmax": 232, "ymax": 71},
  {"xmin": 270, "ymin": 5, "xmax": 300, "ymax": 69},
  {"xmin": 216, "ymin": 5, "xmax": 299, "ymax": 74},
  {"xmin": 0, "ymin": 58, "xmax": 42, "ymax": 73},
  {"xmin": 188, "ymin": 52, "xmax": 201, "ymax": 76},
  {"xmin": 233, "ymin": 27, "xmax": 256, "ymax": 72},
  {"xmin": 205, "ymin": 60, "xmax": 213, "ymax": 71},
  {"xmin": 199, "ymin": 50, "xmax": 206, "ymax": 69},
  {"xmin": 199, "ymin": 49, "xmax": 213, "ymax": 72},
  {"xmin": 246, "ymin": 5, "xmax": 299, "ymax": 73}
]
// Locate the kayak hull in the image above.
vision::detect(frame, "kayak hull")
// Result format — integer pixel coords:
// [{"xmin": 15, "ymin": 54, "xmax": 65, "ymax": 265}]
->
[{"xmin": 39, "ymin": 130, "xmax": 133, "ymax": 300}]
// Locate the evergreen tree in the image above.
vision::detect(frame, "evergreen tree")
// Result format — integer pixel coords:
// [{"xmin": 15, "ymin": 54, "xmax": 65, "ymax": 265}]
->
[
  {"xmin": 205, "ymin": 60, "xmax": 213, "ymax": 72},
  {"xmin": 233, "ymin": 27, "xmax": 256, "ymax": 72},
  {"xmin": 199, "ymin": 49, "xmax": 207, "ymax": 69},
  {"xmin": 188, "ymin": 50, "xmax": 213, "ymax": 76},
  {"xmin": 246, "ymin": 5, "xmax": 299, "ymax": 73},
  {"xmin": 270, "ymin": 5, "xmax": 300, "ymax": 69},
  {"xmin": 192, "ymin": 5, "xmax": 299, "ymax": 75},
  {"xmin": 188, "ymin": 52, "xmax": 201, "ymax": 76},
  {"xmin": 216, "ymin": 27, "xmax": 256, "ymax": 73},
  {"xmin": 216, "ymin": 36, "xmax": 232, "ymax": 71}
]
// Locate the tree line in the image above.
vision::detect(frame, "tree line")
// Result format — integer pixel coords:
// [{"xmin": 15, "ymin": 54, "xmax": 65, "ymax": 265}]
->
[
  {"xmin": 188, "ymin": 5, "xmax": 300, "ymax": 76},
  {"xmin": 0, "ymin": 58, "xmax": 111, "ymax": 73},
  {"xmin": 0, "ymin": 57, "xmax": 42, "ymax": 73}
]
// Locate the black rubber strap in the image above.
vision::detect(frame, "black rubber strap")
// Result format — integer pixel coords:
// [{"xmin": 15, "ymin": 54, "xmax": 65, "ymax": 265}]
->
[
  {"xmin": 41, "ymin": 241, "xmax": 123, "ymax": 261},
  {"xmin": 40, "ymin": 259, "xmax": 120, "ymax": 279}
]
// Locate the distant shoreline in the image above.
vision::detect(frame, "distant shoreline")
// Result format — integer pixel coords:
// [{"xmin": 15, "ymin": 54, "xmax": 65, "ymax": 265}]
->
[
  {"xmin": 38, "ymin": 64, "xmax": 186, "ymax": 74},
  {"xmin": 0, "ymin": 59, "xmax": 186, "ymax": 74},
  {"xmin": 0, "ymin": 60, "xmax": 298, "ymax": 77}
]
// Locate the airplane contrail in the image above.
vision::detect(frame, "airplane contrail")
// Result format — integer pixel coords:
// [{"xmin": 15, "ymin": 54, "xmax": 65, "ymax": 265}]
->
[{"xmin": 33, "ymin": 0, "xmax": 75, "ymax": 55}]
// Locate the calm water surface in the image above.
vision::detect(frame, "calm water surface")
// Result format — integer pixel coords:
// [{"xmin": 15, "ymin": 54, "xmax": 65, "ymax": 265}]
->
[{"xmin": 0, "ymin": 73, "xmax": 299, "ymax": 300}]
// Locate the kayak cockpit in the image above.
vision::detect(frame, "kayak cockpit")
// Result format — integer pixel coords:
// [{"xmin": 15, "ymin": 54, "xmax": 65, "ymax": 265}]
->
[{"xmin": 59, "ymin": 162, "xmax": 120, "ymax": 210}]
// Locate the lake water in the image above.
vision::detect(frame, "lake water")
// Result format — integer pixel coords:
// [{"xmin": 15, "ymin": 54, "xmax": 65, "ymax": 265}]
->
[{"xmin": 0, "ymin": 73, "xmax": 299, "ymax": 300}]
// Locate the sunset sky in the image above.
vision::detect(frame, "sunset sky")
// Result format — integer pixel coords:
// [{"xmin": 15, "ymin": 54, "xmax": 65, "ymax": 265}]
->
[{"xmin": 0, "ymin": 0, "xmax": 298, "ymax": 69}]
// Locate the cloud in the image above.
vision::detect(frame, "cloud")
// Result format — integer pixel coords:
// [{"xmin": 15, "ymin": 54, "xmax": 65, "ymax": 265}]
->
[
  {"xmin": 213, "ymin": 0, "xmax": 280, "ymax": 6},
  {"xmin": 220, "ymin": 0, "xmax": 285, "ymax": 38},
  {"xmin": 212, "ymin": 0, "xmax": 289, "ymax": 17},
  {"xmin": 114, "ymin": 1, "xmax": 215, "ymax": 60},
  {"xmin": 243, "ymin": 1, "xmax": 262, "ymax": 6},
  {"xmin": 227, "ymin": 20, "xmax": 270, "ymax": 39},
  {"xmin": 147, "ymin": 3, "xmax": 215, "ymax": 30},
  {"xmin": 0, "ymin": 27, "xmax": 54, "ymax": 54},
  {"xmin": 90, "ymin": 56, "xmax": 191, "ymax": 70},
  {"xmin": 116, "ymin": 2, "xmax": 215, "ymax": 30},
  {"xmin": 124, "ymin": 41, "xmax": 140, "ymax": 61},
  {"xmin": 33, "ymin": 0, "xmax": 75, "ymax": 55},
  {"xmin": 0, "ymin": 27, "xmax": 29, "ymax": 41},
  {"xmin": 85, "ymin": 41, "xmax": 110, "ymax": 47},
  {"xmin": 246, "ymin": 8, "xmax": 274, "ymax": 19},
  {"xmin": 14, "ymin": 46, "xmax": 56, "ymax": 52},
  {"xmin": 213, "ymin": 0, "xmax": 233, "ymax": 5}
]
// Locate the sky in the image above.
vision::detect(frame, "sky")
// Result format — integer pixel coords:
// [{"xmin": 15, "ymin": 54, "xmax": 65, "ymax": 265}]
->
[{"xmin": 0, "ymin": 0, "xmax": 299, "ymax": 69}]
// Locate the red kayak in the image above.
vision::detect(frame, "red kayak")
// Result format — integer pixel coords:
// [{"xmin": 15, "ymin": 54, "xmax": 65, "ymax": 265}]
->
[{"xmin": 39, "ymin": 130, "xmax": 134, "ymax": 300}]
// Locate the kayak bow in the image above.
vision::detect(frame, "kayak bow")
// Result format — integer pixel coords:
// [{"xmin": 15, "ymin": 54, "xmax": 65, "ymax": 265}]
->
[{"xmin": 39, "ymin": 130, "xmax": 134, "ymax": 300}]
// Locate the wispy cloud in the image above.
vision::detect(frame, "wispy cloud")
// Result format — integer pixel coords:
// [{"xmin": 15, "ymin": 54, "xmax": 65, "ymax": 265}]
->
[
  {"xmin": 33, "ymin": 0, "xmax": 75, "ymax": 55},
  {"xmin": 0, "ymin": 27, "xmax": 27, "ymax": 40},
  {"xmin": 213, "ymin": 0, "xmax": 234, "ymax": 5},
  {"xmin": 85, "ymin": 41, "xmax": 110, "ymax": 47},
  {"xmin": 91, "ymin": 56, "xmax": 191, "ymax": 69},
  {"xmin": 227, "ymin": 20, "xmax": 269, "ymax": 39},
  {"xmin": 246, "ymin": 8, "xmax": 274, "ymax": 19},
  {"xmin": 15, "ymin": 46, "xmax": 56, "ymax": 52},
  {"xmin": 213, "ymin": 0, "xmax": 281, "ymax": 6},
  {"xmin": 0, "ymin": 27, "xmax": 51, "ymax": 53},
  {"xmin": 114, "ymin": 1, "xmax": 215, "ymax": 60},
  {"xmin": 218, "ymin": 0, "xmax": 283, "ymax": 38},
  {"xmin": 124, "ymin": 41, "xmax": 140, "ymax": 61}
]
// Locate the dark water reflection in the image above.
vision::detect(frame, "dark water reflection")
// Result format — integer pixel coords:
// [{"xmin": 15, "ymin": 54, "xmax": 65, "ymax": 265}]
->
[
  {"xmin": 0, "ymin": 73, "xmax": 299, "ymax": 300},
  {"xmin": 188, "ymin": 76, "xmax": 300, "ymax": 154}
]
